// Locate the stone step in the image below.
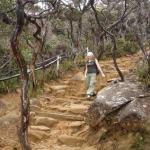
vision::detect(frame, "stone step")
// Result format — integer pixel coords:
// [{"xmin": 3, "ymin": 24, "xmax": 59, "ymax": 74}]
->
[
  {"xmin": 68, "ymin": 121, "xmax": 85, "ymax": 128},
  {"xmin": 30, "ymin": 125, "xmax": 50, "ymax": 131},
  {"xmin": 29, "ymin": 129, "xmax": 49, "ymax": 142},
  {"xmin": 67, "ymin": 104, "xmax": 88, "ymax": 115},
  {"xmin": 34, "ymin": 116, "xmax": 58, "ymax": 127},
  {"xmin": 58, "ymin": 134, "xmax": 85, "ymax": 146},
  {"xmin": 51, "ymin": 145, "xmax": 97, "ymax": 150},
  {"xmin": 40, "ymin": 96, "xmax": 84, "ymax": 104},
  {"xmin": 64, "ymin": 96, "xmax": 86, "ymax": 101},
  {"xmin": 51, "ymin": 145, "xmax": 80, "ymax": 150},
  {"xmin": 46, "ymin": 104, "xmax": 88, "ymax": 115},
  {"xmin": 36, "ymin": 111, "xmax": 84, "ymax": 121},
  {"xmin": 49, "ymin": 85, "xmax": 68, "ymax": 91}
]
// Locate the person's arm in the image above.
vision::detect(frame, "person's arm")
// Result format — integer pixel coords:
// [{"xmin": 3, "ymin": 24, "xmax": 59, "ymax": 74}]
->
[
  {"xmin": 95, "ymin": 59, "xmax": 105, "ymax": 77},
  {"xmin": 84, "ymin": 64, "xmax": 87, "ymax": 78}
]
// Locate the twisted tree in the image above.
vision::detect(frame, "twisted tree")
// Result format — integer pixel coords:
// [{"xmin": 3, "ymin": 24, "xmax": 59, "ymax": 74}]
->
[{"xmin": 0, "ymin": 0, "xmax": 61, "ymax": 149}]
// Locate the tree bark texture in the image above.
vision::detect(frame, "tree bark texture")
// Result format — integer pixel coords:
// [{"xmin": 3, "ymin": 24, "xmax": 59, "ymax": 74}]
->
[{"xmin": 10, "ymin": 0, "xmax": 30, "ymax": 149}]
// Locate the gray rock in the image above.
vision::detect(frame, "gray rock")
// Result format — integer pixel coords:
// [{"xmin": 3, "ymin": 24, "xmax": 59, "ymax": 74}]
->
[
  {"xmin": 118, "ymin": 100, "xmax": 146, "ymax": 122},
  {"xmin": 86, "ymin": 81, "xmax": 147, "ymax": 128}
]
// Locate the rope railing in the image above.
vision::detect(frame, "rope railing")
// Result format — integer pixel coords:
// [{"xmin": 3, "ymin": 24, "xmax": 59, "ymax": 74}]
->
[{"xmin": 0, "ymin": 49, "xmax": 87, "ymax": 82}]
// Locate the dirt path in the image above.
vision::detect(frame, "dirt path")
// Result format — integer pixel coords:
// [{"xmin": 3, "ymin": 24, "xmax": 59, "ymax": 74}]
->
[{"xmin": 0, "ymin": 54, "xmax": 140, "ymax": 150}]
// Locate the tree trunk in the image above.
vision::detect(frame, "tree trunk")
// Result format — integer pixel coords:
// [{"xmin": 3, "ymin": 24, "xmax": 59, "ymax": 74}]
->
[
  {"xmin": 111, "ymin": 37, "xmax": 124, "ymax": 81},
  {"xmin": 11, "ymin": 0, "xmax": 31, "ymax": 149},
  {"xmin": 97, "ymin": 37, "xmax": 105, "ymax": 60}
]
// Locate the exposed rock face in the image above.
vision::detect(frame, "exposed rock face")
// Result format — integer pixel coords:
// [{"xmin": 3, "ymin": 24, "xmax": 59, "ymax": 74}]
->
[{"xmin": 86, "ymin": 81, "xmax": 147, "ymax": 128}]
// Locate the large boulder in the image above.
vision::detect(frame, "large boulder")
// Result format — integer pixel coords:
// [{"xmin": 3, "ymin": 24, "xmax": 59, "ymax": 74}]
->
[{"xmin": 86, "ymin": 81, "xmax": 147, "ymax": 129}]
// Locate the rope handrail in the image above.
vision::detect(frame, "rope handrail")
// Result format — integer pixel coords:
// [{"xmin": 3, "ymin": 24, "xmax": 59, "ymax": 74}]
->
[
  {"xmin": 0, "ymin": 56, "xmax": 60, "ymax": 81},
  {"xmin": 0, "ymin": 49, "xmax": 87, "ymax": 82},
  {"xmin": 0, "ymin": 52, "xmax": 66, "ymax": 78}
]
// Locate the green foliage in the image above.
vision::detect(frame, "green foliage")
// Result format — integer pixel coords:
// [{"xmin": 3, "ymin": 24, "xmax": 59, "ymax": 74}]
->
[
  {"xmin": 22, "ymin": 48, "xmax": 32, "ymax": 63},
  {"xmin": 131, "ymin": 132, "xmax": 146, "ymax": 150},
  {"xmin": 0, "ymin": 78, "xmax": 20, "ymax": 93},
  {"xmin": 0, "ymin": 0, "xmax": 15, "ymax": 11},
  {"xmin": 65, "ymin": 8, "xmax": 82, "ymax": 21},
  {"xmin": 61, "ymin": 58, "xmax": 74, "ymax": 71},
  {"xmin": 137, "ymin": 60, "xmax": 150, "ymax": 87},
  {"xmin": 104, "ymin": 38, "xmax": 139, "ymax": 58}
]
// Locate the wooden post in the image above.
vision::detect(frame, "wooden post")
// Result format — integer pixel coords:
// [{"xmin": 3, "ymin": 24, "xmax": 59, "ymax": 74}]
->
[{"xmin": 56, "ymin": 55, "xmax": 60, "ymax": 76}]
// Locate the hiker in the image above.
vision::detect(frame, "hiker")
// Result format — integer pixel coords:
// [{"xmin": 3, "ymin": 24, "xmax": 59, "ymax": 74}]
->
[{"xmin": 84, "ymin": 52, "xmax": 105, "ymax": 98}]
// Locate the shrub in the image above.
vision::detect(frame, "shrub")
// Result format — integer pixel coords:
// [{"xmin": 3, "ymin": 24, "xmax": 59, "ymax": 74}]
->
[
  {"xmin": 60, "ymin": 58, "xmax": 74, "ymax": 71},
  {"xmin": 137, "ymin": 59, "xmax": 150, "ymax": 87},
  {"xmin": 0, "ymin": 78, "xmax": 20, "ymax": 93},
  {"xmin": 104, "ymin": 38, "xmax": 139, "ymax": 58}
]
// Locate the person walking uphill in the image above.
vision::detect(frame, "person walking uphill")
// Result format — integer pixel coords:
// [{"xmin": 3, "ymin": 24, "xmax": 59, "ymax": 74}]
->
[{"xmin": 85, "ymin": 52, "xmax": 105, "ymax": 98}]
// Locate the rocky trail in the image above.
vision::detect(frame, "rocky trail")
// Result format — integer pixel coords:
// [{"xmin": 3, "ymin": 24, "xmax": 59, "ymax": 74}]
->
[{"xmin": 0, "ymin": 53, "xmax": 147, "ymax": 150}]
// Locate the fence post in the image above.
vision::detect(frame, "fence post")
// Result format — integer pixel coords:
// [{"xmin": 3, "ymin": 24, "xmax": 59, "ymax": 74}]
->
[{"xmin": 56, "ymin": 55, "xmax": 60, "ymax": 76}]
